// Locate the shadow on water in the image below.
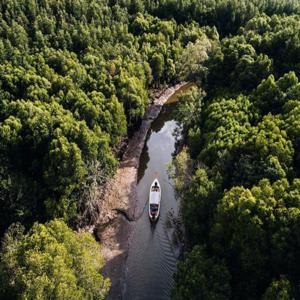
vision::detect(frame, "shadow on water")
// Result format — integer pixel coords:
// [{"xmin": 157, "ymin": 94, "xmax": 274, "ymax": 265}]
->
[
  {"xmin": 122, "ymin": 85, "xmax": 195, "ymax": 300},
  {"xmin": 137, "ymin": 143, "xmax": 150, "ymax": 184}
]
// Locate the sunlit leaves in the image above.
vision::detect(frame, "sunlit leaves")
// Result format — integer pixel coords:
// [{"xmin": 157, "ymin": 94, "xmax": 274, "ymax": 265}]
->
[
  {"xmin": 252, "ymin": 72, "xmax": 300, "ymax": 115},
  {"xmin": 262, "ymin": 278, "xmax": 294, "ymax": 300},
  {"xmin": 200, "ymin": 95, "xmax": 253, "ymax": 166},
  {"xmin": 0, "ymin": 220, "xmax": 110, "ymax": 299},
  {"xmin": 177, "ymin": 37, "xmax": 212, "ymax": 82}
]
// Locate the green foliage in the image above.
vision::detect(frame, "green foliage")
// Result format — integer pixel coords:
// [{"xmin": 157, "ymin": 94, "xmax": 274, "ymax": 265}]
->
[
  {"xmin": 0, "ymin": 0, "xmax": 207, "ymax": 233},
  {"xmin": 0, "ymin": 219, "xmax": 110, "ymax": 300},
  {"xmin": 252, "ymin": 72, "xmax": 300, "ymax": 115},
  {"xmin": 283, "ymin": 100, "xmax": 300, "ymax": 176},
  {"xmin": 242, "ymin": 14, "xmax": 300, "ymax": 76},
  {"xmin": 231, "ymin": 114, "xmax": 294, "ymax": 187},
  {"xmin": 172, "ymin": 8, "xmax": 300, "ymax": 300},
  {"xmin": 173, "ymin": 246, "xmax": 231, "ymax": 300},
  {"xmin": 182, "ymin": 168, "xmax": 220, "ymax": 245},
  {"xmin": 150, "ymin": 53, "xmax": 165, "ymax": 84},
  {"xmin": 283, "ymin": 100, "xmax": 300, "ymax": 144},
  {"xmin": 1, "ymin": 1, "xmax": 300, "ymax": 299},
  {"xmin": 262, "ymin": 278, "xmax": 295, "ymax": 300},
  {"xmin": 175, "ymin": 86, "xmax": 205, "ymax": 132},
  {"xmin": 210, "ymin": 179, "xmax": 300, "ymax": 299},
  {"xmin": 177, "ymin": 37, "xmax": 213, "ymax": 82},
  {"xmin": 199, "ymin": 95, "xmax": 253, "ymax": 167},
  {"xmin": 144, "ymin": 0, "xmax": 300, "ymax": 35},
  {"xmin": 168, "ymin": 147, "xmax": 192, "ymax": 193},
  {"xmin": 0, "ymin": 99, "xmax": 116, "ymax": 231},
  {"xmin": 174, "ymin": 87, "xmax": 300, "ymax": 300},
  {"xmin": 207, "ymin": 35, "xmax": 273, "ymax": 92}
]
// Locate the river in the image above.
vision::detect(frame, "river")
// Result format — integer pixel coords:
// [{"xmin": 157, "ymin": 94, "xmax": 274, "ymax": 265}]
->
[{"xmin": 122, "ymin": 84, "xmax": 194, "ymax": 300}]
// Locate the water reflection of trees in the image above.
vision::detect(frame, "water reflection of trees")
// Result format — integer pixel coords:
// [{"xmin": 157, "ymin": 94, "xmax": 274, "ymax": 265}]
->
[
  {"xmin": 138, "ymin": 103, "xmax": 178, "ymax": 182},
  {"xmin": 151, "ymin": 103, "xmax": 177, "ymax": 133}
]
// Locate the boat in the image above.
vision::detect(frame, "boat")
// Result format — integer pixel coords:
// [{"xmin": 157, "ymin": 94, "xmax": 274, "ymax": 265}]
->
[{"xmin": 149, "ymin": 178, "xmax": 161, "ymax": 221}]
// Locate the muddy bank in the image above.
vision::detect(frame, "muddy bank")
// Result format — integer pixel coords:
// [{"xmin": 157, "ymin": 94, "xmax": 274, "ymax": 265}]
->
[{"xmin": 93, "ymin": 82, "xmax": 189, "ymax": 299}]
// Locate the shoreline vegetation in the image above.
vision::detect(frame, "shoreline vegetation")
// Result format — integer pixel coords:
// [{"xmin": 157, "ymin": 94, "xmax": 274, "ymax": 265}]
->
[{"xmin": 92, "ymin": 81, "xmax": 189, "ymax": 299}]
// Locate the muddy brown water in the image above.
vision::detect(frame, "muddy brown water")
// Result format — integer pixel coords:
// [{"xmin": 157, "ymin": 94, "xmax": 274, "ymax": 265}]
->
[{"xmin": 122, "ymin": 84, "xmax": 195, "ymax": 300}]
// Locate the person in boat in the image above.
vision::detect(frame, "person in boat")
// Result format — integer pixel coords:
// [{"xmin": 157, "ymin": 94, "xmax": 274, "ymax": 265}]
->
[
  {"xmin": 152, "ymin": 181, "xmax": 159, "ymax": 192},
  {"xmin": 150, "ymin": 204, "xmax": 158, "ymax": 216}
]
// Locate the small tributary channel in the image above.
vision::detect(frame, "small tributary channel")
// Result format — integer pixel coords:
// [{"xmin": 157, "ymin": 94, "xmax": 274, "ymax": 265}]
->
[{"xmin": 122, "ymin": 84, "xmax": 194, "ymax": 300}]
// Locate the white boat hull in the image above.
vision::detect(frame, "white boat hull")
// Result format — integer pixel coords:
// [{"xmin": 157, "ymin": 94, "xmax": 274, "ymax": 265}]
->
[{"xmin": 149, "ymin": 179, "xmax": 161, "ymax": 222}]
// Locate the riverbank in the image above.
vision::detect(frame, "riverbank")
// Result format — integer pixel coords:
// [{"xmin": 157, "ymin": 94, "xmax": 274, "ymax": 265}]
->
[{"xmin": 93, "ymin": 82, "xmax": 189, "ymax": 299}]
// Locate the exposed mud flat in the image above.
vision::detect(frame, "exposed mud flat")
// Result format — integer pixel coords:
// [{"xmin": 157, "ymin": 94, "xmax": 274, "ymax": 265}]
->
[{"xmin": 93, "ymin": 82, "xmax": 189, "ymax": 299}]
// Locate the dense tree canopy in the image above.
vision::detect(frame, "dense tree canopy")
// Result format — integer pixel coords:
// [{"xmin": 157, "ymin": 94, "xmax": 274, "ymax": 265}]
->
[
  {"xmin": 173, "ymin": 245, "xmax": 231, "ymax": 300},
  {"xmin": 142, "ymin": 0, "xmax": 300, "ymax": 35},
  {"xmin": 0, "ymin": 1, "xmax": 217, "ymax": 297},
  {"xmin": 172, "ymin": 5, "xmax": 300, "ymax": 300},
  {"xmin": 0, "ymin": 219, "xmax": 110, "ymax": 299},
  {"xmin": 0, "ymin": 0, "xmax": 214, "ymax": 233},
  {"xmin": 1, "ymin": 0, "xmax": 300, "ymax": 299},
  {"xmin": 211, "ymin": 179, "xmax": 300, "ymax": 299}
]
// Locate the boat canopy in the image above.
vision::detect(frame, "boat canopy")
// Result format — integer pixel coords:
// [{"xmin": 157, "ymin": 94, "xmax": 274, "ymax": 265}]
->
[{"xmin": 149, "ymin": 191, "xmax": 160, "ymax": 204}]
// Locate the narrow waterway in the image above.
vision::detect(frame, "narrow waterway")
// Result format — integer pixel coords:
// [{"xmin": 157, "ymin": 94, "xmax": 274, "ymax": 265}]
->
[{"xmin": 122, "ymin": 84, "xmax": 193, "ymax": 300}]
